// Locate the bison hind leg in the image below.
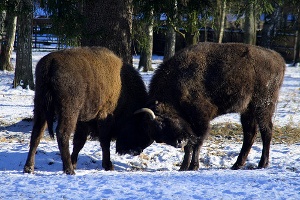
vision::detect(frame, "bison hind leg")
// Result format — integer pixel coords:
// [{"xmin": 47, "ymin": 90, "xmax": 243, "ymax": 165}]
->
[
  {"xmin": 56, "ymin": 115, "xmax": 78, "ymax": 175},
  {"xmin": 257, "ymin": 119, "xmax": 273, "ymax": 169},
  {"xmin": 71, "ymin": 122, "xmax": 90, "ymax": 169},
  {"xmin": 24, "ymin": 110, "xmax": 47, "ymax": 174},
  {"xmin": 232, "ymin": 109, "xmax": 258, "ymax": 170}
]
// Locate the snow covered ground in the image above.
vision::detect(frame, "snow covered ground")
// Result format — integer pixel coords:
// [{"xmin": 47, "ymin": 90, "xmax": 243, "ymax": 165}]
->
[{"xmin": 0, "ymin": 51, "xmax": 299, "ymax": 199}]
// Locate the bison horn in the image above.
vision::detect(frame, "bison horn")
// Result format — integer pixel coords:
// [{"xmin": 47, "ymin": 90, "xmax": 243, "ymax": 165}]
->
[{"xmin": 134, "ymin": 108, "xmax": 156, "ymax": 120}]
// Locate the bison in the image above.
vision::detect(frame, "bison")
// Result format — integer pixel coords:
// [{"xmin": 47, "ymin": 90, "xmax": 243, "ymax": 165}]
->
[
  {"xmin": 136, "ymin": 42, "xmax": 285, "ymax": 171},
  {"xmin": 23, "ymin": 47, "xmax": 152, "ymax": 175}
]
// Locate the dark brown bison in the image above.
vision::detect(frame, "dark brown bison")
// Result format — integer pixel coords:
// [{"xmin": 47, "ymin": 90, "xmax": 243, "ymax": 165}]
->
[
  {"xmin": 23, "ymin": 47, "xmax": 152, "ymax": 175},
  {"xmin": 136, "ymin": 42, "xmax": 285, "ymax": 171}
]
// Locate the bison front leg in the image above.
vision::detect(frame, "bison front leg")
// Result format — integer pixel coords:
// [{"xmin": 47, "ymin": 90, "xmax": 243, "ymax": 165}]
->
[
  {"xmin": 180, "ymin": 139, "xmax": 205, "ymax": 171},
  {"xmin": 98, "ymin": 116, "xmax": 114, "ymax": 171},
  {"xmin": 179, "ymin": 100, "xmax": 211, "ymax": 171},
  {"xmin": 100, "ymin": 137, "xmax": 114, "ymax": 170},
  {"xmin": 188, "ymin": 139, "xmax": 204, "ymax": 170},
  {"xmin": 179, "ymin": 144, "xmax": 193, "ymax": 171}
]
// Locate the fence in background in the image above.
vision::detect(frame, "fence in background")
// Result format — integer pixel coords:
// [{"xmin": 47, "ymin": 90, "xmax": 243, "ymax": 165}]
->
[{"xmin": 29, "ymin": 18, "xmax": 298, "ymax": 61}]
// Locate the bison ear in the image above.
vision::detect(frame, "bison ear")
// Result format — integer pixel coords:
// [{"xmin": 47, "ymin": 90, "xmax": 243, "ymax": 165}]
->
[{"xmin": 134, "ymin": 108, "xmax": 156, "ymax": 120}]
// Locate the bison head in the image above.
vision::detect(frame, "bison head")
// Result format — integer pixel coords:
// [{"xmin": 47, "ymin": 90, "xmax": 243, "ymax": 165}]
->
[
  {"xmin": 116, "ymin": 115, "xmax": 154, "ymax": 156},
  {"xmin": 136, "ymin": 102, "xmax": 195, "ymax": 148}
]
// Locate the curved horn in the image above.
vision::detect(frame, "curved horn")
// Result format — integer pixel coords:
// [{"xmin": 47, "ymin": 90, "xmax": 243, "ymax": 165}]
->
[{"xmin": 134, "ymin": 108, "xmax": 156, "ymax": 120}]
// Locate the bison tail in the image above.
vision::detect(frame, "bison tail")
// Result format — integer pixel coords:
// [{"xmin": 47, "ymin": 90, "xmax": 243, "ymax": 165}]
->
[{"xmin": 45, "ymin": 91, "xmax": 55, "ymax": 139}]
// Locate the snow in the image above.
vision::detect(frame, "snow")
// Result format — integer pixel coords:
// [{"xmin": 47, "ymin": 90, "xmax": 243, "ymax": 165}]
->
[{"xmin": 0, "ymin": 51, "xmax": 300, "ymax": 199}]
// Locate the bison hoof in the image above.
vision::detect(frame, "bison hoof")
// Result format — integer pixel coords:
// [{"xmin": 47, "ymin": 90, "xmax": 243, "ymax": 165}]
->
[
  {"xmin": 188, "ymin": 163, "xmax": 199, "ymax": 171},
  {"xmin": 179, "ymin": 165, "xmax": 189, "ymax": 171},
  {"xmin": 65, "ymin": 169, "xmax": 76, "ymax": 175},
  {"xmin": 231, "ymin": 163, "xmax": 243, "ymax": 170},
  {"xmin": 72, "ymin": 163, "xmax": 77, "ymax": 170},
  {"xmin": 23, "ymin": 165, "xmax": 34, "ymax": 174},
  {"xmin": 258, "ymin": 160, "xmax": 269, "ymax": 169},
  {"xmin": 103, "ymin": 161, "xmax": 114, "ymax": 171}
]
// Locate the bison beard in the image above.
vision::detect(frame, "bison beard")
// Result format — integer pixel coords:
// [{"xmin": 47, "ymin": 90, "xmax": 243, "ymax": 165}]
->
[
  {"xmin": 23, "ymin": 47, "xmax": 152, "ymax": 175},
  {"xmin": 138, "ymin": 42, "xmax": 285, "ymax": 171}
]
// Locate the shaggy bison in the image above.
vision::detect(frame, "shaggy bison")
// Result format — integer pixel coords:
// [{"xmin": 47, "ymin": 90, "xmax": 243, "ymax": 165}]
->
[
  {"xmin": 23, "ymin": 47, "xmax": 152, "ymax": 175},
  {"xmin": 136, "ymin": 42, "xmax": 285, "ymax": 171}
]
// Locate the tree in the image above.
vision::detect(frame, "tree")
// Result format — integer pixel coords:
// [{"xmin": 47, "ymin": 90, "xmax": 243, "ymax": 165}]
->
[
  {"xmin": 214, "ymin": 0, "xmax": 227, "ymax": 43},
  {"xmin": 0, "ymin": 11, "xmax": 4, "ymax": 36},
  {"xmin": 244, "ymin": 0, "xmax": 257, "ymax": 45},
  {"xmin": 260, "ymin": 3, "xmax": 282, "ymax": 48},
  {"xmin": 176, "ymin": 0, "xmax": 212, "ymax": 46},
  {"xmin": 284, "ymin": 0, "xmax": 300, "ymax": 66},
  {"xmin": 164, "ymin": 22, "xmax": 176, "ymax": 61},
  {"xmin": 81, "ymin": 0, "xmax": 133, "ymax": 65},
  {"xmin": 38, "ymin": 0, "xmax": 83, "ymax": 47},
  {"xmin": 132, "ymin": 1, "xmax": 155, "ymax": 71},
  {"xmin": 163, "ymin": 1, "xmax": 177, "ymax": 61},
  {"xmin": 0, "ymin": 0, "xmax": 18, "ymax": 71},
  {"xmin": 138, "ymin": 10, "xmax": 154, "ymax": 72},
  {"xmin": 14, "ymin": 0, "xmax": 34, "ymax": 89},
  {"xmin": 293, "ymin": 6, "xmax": 300, "ymax": 66}
]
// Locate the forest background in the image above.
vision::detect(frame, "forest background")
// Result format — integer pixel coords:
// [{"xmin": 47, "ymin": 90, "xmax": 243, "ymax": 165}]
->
[{"xmin": 0, "ymin": 0, "xmax": 300, "ymax": 89}]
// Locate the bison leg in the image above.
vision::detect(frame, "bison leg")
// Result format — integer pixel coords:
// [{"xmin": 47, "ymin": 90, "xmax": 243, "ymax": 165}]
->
[
  {"xmin": 24, "ymin": 112, "xmax": 47, "ymax": 174},
  {"xmin": 71, "ymin": 122, "xmax": 89, "ymax": 170},
  {"xmin": 179, "ymin": 139, "xmax": 206, "ymax": 171},
  {"xmin": 56, "ymin": 116, "xmax": 77, "ymax": 175},
  {"xmin": 179, "ymin": 139, "xmax": 204, "ymax": 171},
  {"xmin": 257, "ymin": 119, "xmax": 273, "ymax": 168},
  {"xmin": 179, "ymin": 101, "xmax": 211, "ymax": 171},
  {"xmin": 98, "ymin": 117, "xmax": 114, "ymax": 171},
  {"xmin": 179, "ymin": 144, "xmax": 193, "ymax": 171},
  {"xmin": 188, "ymin": 139, "xmax": 205, "ymax": 171},
  {"xmin": 232, "ymin": 110, "xmax": 258, "ymax": 170},
  {"xmin": 100, "ymin": 137, "xmax": 114, "ymax": 170}
]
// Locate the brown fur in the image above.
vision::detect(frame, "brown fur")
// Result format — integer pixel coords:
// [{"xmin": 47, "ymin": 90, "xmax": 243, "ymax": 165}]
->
[
  {"xmin": 143, "ymin": 42, "xmax": 285, "ymax": 170},
  {"xmin": 23, "ymin": 47, "xmax": 151, "ymax": 175}
]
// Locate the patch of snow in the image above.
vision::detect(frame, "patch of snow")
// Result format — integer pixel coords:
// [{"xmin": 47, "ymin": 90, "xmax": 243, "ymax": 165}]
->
[{"xmin": 0, "ymin": 51, "xmax": 299, "ymax": 199}]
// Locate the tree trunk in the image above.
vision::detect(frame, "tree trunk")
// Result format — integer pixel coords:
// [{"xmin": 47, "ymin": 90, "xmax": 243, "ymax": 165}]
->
[
  {"xmin": 138, "ymin": 14, "xmax": 154, "ymax": 72},
  {"xmin": 218, "ymin": 0, "xmax": 226, "ymax": 43},
  {"xmin": 185, "ymin": 11, "xmax": 199, "ymax": 46},
  {"xmin": 244, "ymin": 0, "xmax": 256, "ymax": 45},
  {"xmin": 261, "ymin": 4, "xmax": 282, "ymax": 48},
  {"xmin": 164, "ymin": 1, "xmax": 177, "ymax": 61},
  {"xmin": 164, "ymin": 24, "xmax": 176, "ymax": 61},
  {"xmin": 81, "ymin": 0, "xmax": 133, "ymax": 65},
  {"xmin": 0, "ymin": 11, "xmax": 17, "ymax": 71},
  {"xmin": 14, "ymin": 0, "xmax": 34, "ymax": 89},
  {"xmin": 0, "ymin": 11, "xmax": 5, "ymax": 38},
  {"xmin": 293, "ymin": 12, "xmax": 300, "ymax": 66}
]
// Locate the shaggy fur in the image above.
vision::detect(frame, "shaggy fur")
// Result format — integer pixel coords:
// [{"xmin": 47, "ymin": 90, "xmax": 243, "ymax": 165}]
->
[
  {"xmin": 23, "ymin": 47, "xmax": 151, "ymax": 175},
  {"xmin": 142, "ymin": 42, "xmax": 285, "ymax": 171}
]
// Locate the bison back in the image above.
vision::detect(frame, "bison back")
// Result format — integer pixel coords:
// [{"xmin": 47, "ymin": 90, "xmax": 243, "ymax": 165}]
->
[
  {"xmin": 149, "ymin": 43, "xmax": 285, "ymax": 116},
  {"xmin": 34, "ymin": 47, "xmax": 123, "ymax": 122}
]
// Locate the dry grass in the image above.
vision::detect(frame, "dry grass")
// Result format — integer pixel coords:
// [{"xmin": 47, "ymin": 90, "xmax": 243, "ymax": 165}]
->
[
  {"xmin": 208, "ymin": 122, "xmax": 300, "ymax": 145},
  {"xmin": 1, "ymin": 119, "xmax": 300, "ymax": 145}
]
